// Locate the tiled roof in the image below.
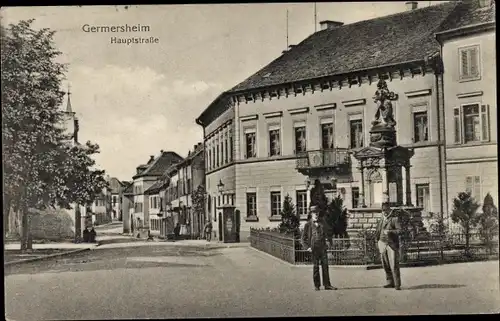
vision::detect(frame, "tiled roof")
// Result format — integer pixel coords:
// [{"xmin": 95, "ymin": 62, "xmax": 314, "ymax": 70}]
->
[
  {"xmin": 436, "ymin": 0, "xmax": 495, "ymax": 33},
  {"xmin": 107, "ymin": 177, "xmax": 123, "ymax": 194},
  {"xmin": 144, "ymin": 180, "xmax": 163, "ymax": 195},
  {"xmin": 228, "ymin": 1, "xmax": 458, "ymax": 94},
  {"xmin": 123, "ymin": 182, "xmax": 134, "ymax": 194},
  {"xmin": 133, "ymin": 151, "xmax": 183, "ymax": 179}
]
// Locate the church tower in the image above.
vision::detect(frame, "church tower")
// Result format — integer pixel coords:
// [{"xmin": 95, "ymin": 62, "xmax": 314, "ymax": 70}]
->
[{"xmin": 62, "ymin": 84, "xmax": 79, "ymax": 144}]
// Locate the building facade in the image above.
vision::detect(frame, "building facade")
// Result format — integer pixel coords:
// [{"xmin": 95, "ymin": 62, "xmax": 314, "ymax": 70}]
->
[
  {"xmin": 435, "ymin": 0, "xmax": 497, "ymax": 212},
  {"xmin": 131, "ymin": 151, "xmax": 183, "ymax": 236},
  {"xmin": 196, "ymin": 1, "xmax": 496, "ymax": 242}
]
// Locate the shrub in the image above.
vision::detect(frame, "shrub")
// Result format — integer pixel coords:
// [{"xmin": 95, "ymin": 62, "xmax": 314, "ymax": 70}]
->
[
  {"xmin": 278, "ymin": 194, "xmax": 300, "ymax": 238},
  {"xmin": 356, "ymin": 229, "xmax": 379, "ymax": 264},
  {"xmin": 475, "ymin": 193, "xmax": 499, "ymax": 254},
  {"xmin": 451, "ymin": 191, "xmax": 481, "ymax": 256}
]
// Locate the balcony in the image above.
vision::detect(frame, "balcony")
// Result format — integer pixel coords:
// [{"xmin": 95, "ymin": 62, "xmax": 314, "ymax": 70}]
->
[{"xmin": 296, "ymin": 148, "xmax": 351, "ymax": 176}]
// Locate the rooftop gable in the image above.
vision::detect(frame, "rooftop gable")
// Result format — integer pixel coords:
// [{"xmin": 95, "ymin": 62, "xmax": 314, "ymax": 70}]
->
[
  {"xmin": 435, "ymin": 0, "xmax": 495, "ymax": 38},
  {"xmin": 133, "ymin": 151, "xmax": 183, "ymax": 179}
]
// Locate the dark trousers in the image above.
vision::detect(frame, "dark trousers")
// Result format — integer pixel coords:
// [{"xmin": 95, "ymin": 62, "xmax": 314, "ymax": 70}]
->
[
  {"xmin": 205, "ymin": 231, "xmax": 212, "ymax": 242},
  {"xmin": 312, "ymin": 248, "xmax": 331, "ymax": 288}
]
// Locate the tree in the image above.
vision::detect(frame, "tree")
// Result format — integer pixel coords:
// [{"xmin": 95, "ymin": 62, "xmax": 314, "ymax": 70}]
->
[
  {"xmin": 475, "ymin": 193, "xmax": 499, "ymax": 254},
  {"xmin": 325, "ymin": 195, "xmax": 349, "ymax": 239},
  {"xmin": 2, "ymin": 20, "xmax": 107, "ymax": 250},
  {"xmin": 310, "ymin": 179, "xmax": 329, "ymax": 219},
  {"xmin": 450, "ymin": 191, "xmax": 481, "ymax": 256},
  {"xmin": 278, "ymin": 194, "xmax": 300, "ymax": 237},
  {"xmin": 192, "ymin": 185, "xmax": 207, "ymax": 224}
]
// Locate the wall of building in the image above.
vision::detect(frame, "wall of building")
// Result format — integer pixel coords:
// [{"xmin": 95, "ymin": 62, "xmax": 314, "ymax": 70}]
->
[{"xmin": 441, "ymin": 30, "xmax": 497, "ymax": 209}]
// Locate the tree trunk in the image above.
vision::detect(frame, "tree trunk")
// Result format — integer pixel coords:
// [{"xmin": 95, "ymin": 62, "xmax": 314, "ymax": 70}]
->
[
  {"xmin": 465, "ymin": 225, "xmax": 470, "ymax": 257},
  {"xmin": 20, "ymin": 205, "xmax": 29, "ymax": 252},
  {"xmin": 3, "ymin": 196, "xmax": 11, "ymax": 239},
  {"xmin": 74, "ymin": 204, "xmax": 82, "ymax": 243}
]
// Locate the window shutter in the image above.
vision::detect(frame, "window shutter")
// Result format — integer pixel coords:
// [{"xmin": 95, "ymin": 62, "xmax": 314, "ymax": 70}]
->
[
  {"xmin": 480, "ymin": 104, "xmax": 490, "ymax": 142},
  {"xmin": 461, "ymin": 49, "xmax": 469, "ymax": 78},
  {"xmin": 474, "ymin": 176, "xmax": 481, "ymax": 200},
  {"xmin": 453, "ymin": 107, "xmax": 462, "ymax": 144},
  {"xmin": 465, "ymin": 176, "xmax": 473, "ymax": 195},
  {"xmin": 470, "ymin": 47, "xmax": 479, "ymax": 77}
]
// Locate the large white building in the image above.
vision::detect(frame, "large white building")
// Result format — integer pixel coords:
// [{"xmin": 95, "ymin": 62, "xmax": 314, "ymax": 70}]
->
[{"xmin": 195, "ymin": 0, "xmax": 497, "ymax": 241}]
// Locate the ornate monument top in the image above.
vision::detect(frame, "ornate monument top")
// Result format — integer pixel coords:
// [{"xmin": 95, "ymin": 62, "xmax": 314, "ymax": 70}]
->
[{"xmin": 372, "ymin": 79, "xmax": 398, "ymax": 129}]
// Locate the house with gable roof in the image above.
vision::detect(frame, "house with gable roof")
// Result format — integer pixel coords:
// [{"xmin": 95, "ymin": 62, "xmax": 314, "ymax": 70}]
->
[
  {"xmin": 434, "ymin": 0, "xmax": 497, "ymax": 212},
  {"xmin": 131, "ymin": 150, "xmax": 183, "ymax": 237},
  {"xmin": 195, "ymin": 1, "xmax": 494, "ymax": 242}
]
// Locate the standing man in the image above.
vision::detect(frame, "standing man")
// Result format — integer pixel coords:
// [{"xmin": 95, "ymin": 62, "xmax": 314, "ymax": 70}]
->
[
  {"xmin": 375, "ymin": 202, "xmax": 402, "ymax": 290},
  {"xmin": 301, "ymin": 205, "xmax": 336, "ymax": 291},
  {"xmin": 204, "ymin": 221, "xmax": 213, "ymax": 242}
]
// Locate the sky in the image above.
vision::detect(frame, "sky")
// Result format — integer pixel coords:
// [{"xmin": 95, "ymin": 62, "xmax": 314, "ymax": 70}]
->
[{"xmin": 1, "ymin": 1, "xmax": 448, "ymax": 182}]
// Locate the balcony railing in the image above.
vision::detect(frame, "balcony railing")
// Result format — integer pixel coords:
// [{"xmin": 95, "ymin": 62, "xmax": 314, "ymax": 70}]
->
[{"xmin": 296, "ymin": 148, "xmax": 350, "ymax": 169}]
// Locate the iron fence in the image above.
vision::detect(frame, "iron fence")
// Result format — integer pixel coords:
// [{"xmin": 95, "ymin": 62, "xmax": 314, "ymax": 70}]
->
[{"xmin": 250, "ymin": 228, "xmax": 498, "ymax": 266}]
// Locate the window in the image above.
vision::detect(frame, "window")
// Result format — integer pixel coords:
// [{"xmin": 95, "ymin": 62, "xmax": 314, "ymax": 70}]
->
[
  {"xmin": 219, "ymin": 138, "xmax": 223, "ymax": 166},
  {"xmin": 321, "ymin": 123, "xmax": 334, "ymax": 149},
  {"xmin": 349, "ymin": 119, "xmax": 364, "ymax": 148},
  {"xmin": 245, "ymin": 132, "xmax": 256, "ymax": 159},
  {"xmin": 270, "ymin": 192, "xmax": 281, "ymax": 216},
  {"xmin": 352, "ymin": 187, "xmax": 360, "ymax": 208},
  {"xmin": 224, "ymin": 136, "xmax": 228, "ymax": 164},
  {"xmin": 465, "ymin": 176, "xmax": 481, "ymax": 201},
  {"xmin": 454, "ymin": 104, "xmax": 490, "ymax": 144},
  {"xmin": 112, "ymin": 196, "xmax": 118, "ymax": 206},
  {"xmin": 412, "ymin": 111, "xmax": 429, "ymax": 143},
  {"xmin": 216, "ymin": 142, "xmax": 220, "ymax": 167},
  {"xmin": 134, "ymin": 202, "xmax": 143, "ymax": 213},
  {"xmin": 246, "ymin": 193, "xmax": 257, "ymax": 217},
  {"xmin": 229, "ymin": 133, "xmax": 233, "ymax": 162},
  {"xmin": 212, "ymin": 145, "xmax": 215, "ymax": 168},
  {"xmin": 294, "ymin": 126, "xmax": 307, "ymax": 153},
  {"xmin": 269, "ymin": 129, "xmax": 281, "ymax": 156},
  {"xmin": 416, "ymin": 184, "xmax": 430, "ymax": 213},
  {"xmin": 459, "ymin": 45, "xmax": 480, "ymax": 81},
  {"xmin": 296, "ymin": 190, "xmax": 307, "ymax": 216}
]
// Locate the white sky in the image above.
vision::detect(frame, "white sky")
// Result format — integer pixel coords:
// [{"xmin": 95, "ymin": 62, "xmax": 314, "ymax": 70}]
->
[{"xmin": 1, "ymin": 2, "xmax": 448, "ymax": 181}]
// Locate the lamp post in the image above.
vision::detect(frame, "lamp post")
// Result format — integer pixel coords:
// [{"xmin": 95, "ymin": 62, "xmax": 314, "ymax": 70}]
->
[{"xmin": 217, "ymin": 179, "xmax": 225, "ymax": 207}]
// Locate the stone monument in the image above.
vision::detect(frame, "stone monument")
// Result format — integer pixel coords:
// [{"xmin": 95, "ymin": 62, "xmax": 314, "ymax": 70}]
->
[{"xmin": 349, "ymin": 79, "xmax": 427, "ymax": 240}]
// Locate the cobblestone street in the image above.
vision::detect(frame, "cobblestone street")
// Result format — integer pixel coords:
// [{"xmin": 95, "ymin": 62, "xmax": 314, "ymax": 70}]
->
[{"xmin": 5, "ymin": 245, "xmax": 499, "ymax": 320}]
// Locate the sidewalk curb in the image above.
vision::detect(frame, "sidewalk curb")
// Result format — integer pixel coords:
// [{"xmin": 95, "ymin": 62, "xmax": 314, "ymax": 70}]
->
[{"xmin": 4, "ymin": 248, "xmax": 93, "ymax": 267}]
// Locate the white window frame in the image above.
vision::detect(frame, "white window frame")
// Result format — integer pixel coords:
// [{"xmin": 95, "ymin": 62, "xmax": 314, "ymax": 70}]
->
[
  {"xmin": 243, "ymin": 127, "xmax": 257, "ymax": 159},
  {"xmin": 412, "ymin": 110, "xmax": 429, "ymax": 143},
  {"xmin": 270, "ymin": 191, "xmax": 282, "ymax": 217},
  {"xmin": 348, "ymin": 112, "xmax": 364, "ymax": 149},
  {"xmin": 268, "ymin": 124, "xmax": 281, "ymax": 157},
  {"xmin": 320, "ymin": 119, "xmax": 334, "ymax": 150},
  {"xmin": 246, "ymin": 192, "xmax": 257, "ymax": 217},
  {"xmin": 458, "ymin": 44, "xmax": 481, "ymax": 82},
  {"xmin": 465, "ymin": 176, "xmax": 482, "ymax": 201},
  {"xmin": 415, "ymin": 183, "xmax": 430, "ymax": 213},
  {"xmin": 454, "ymin": 103, "xmax": 490, "ymax": 144}
]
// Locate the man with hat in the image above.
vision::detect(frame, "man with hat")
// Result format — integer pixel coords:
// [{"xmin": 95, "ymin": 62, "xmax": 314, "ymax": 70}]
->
[
  {"xmin": 375, "ymin": 201, "xmax": 402, "ymax": 290},
  {"xmin": 301, "ymin": 205, "xmax": 336, "ymax": 291}
]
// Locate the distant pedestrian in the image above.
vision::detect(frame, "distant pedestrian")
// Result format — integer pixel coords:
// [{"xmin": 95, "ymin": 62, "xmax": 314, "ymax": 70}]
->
[
  {"xmin": 301, "ymin": 205, "xmax": 336, "ymax": 291},
  {"xmin": 204, "ymin": 221, "xmax": 213, "ymax": 242},
  {"xmin": 375, "ymin": 202, "xmax": 402, "ymax": 290},
  {"xmin": 174, "ymin": 223, "xmax": 181, "ymax": 240}
]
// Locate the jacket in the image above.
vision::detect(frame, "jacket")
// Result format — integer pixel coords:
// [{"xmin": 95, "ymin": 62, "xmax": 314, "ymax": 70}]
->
[
  {"xmin": 374, "ymin": 209, "xmax": 402, "ymax": 250},
  {"xmin": 301, "ymin": 220, "xmax": 331, "ymax": 251}
]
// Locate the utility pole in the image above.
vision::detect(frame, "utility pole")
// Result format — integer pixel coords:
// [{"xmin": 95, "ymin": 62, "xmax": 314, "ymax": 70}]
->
[
  {"xmin": 314, "ymin": 2, "xmax": 317, "ymax": 33},
  {"xmin": 286, "ymin": 9, "xmax": 289, "ymax": 49}
]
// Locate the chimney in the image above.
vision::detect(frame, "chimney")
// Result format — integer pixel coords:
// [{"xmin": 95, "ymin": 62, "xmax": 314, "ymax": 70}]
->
[
  {"xmin": 405, "ymin": 1, "xmax": 418, "ymax": 11},
  {"xmin": 319, "ymin": 20, "xmax": 344, "ymax": 31},
  {"xmin": 193, "ymin": 145, "xmax": 197, "ymax": 151},
  {"xmin": 160, "ymin": 150, "xmax": 164, "ymax": 153}
]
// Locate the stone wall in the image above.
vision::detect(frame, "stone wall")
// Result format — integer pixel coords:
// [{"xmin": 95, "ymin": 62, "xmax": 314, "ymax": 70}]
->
[{"xmin": 29, "ymin": 208, "xmax": 75, "ymax": 240}]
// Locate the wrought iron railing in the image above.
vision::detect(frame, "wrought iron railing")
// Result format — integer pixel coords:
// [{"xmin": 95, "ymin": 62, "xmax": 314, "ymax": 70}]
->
[
  {"xmin": 296, "ymin": 148, "xmax": 350, "ymax": 169},
  {"xmin": 250, "ymin": 229, "xmax": 498, "ymax": 266}
]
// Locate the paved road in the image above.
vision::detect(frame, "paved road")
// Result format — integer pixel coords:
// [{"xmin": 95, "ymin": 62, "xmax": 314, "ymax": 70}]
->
[{"xmin": 5, "ymin": 245, "xmax": 499, "ymax": 319}]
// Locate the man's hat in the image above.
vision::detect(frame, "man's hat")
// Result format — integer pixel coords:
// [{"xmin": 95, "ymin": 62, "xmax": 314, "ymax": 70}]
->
[{"xmin": 310, "ymin": 205, "xmax": 319, "ymax": 211}]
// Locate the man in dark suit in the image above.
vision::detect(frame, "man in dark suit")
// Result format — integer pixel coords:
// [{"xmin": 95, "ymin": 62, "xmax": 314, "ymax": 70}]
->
[
  {"xmin": 301, "ymin": 205, "xmax": 336, "ymax": 291},
  {"xmin": 375, "ymin": 202, "xmax": 402, "ymax": 290}
]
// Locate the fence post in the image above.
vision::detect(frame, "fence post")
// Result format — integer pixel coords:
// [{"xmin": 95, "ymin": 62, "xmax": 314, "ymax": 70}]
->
[{"xmin": 291, "ymin": 235, "xmax": 295, "ymax": 264}]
